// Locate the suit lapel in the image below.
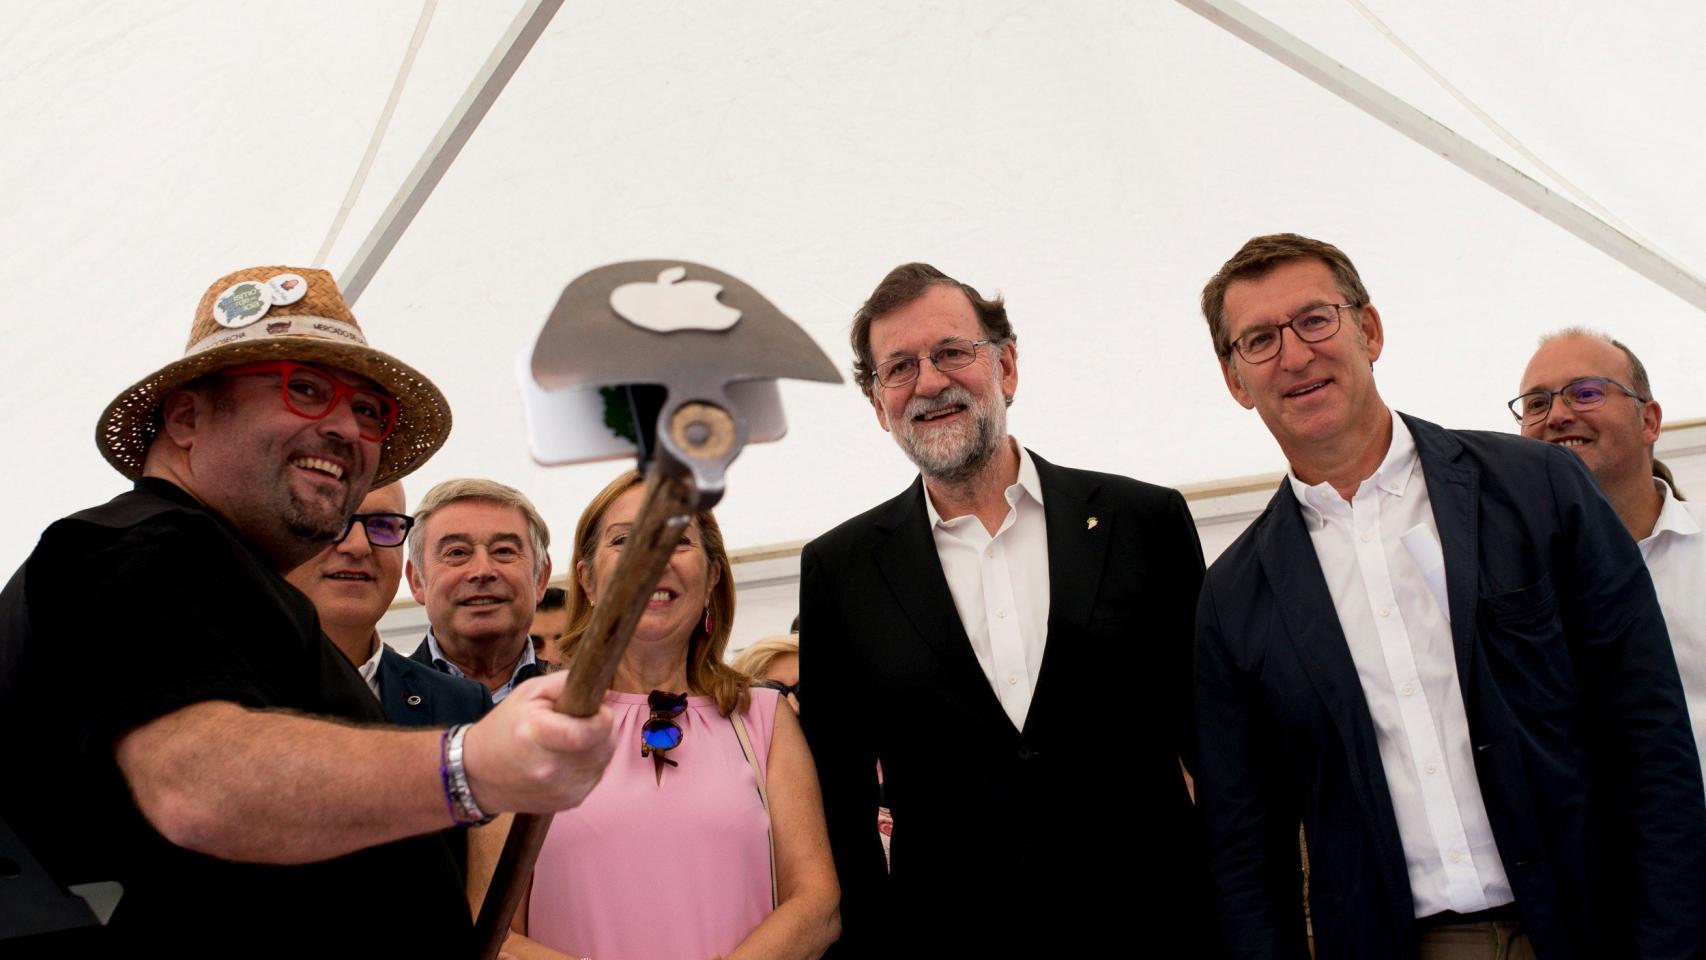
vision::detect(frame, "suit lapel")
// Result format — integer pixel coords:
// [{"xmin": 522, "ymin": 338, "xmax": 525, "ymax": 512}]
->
[
  {"xmin": 1404, "ymin": 415, "xmax": 1481, "ymax": 682},
  {"xmin": 1257, "ymin": 483, "xmax": 1387, "ymax": 824},
  {"xmin": 1030, "ymin": 454, "xmax": 1107, "ymax": 716},
  {"xmin": 872, "ymin": 478, "xmax": 1013, "ymax": 731}
]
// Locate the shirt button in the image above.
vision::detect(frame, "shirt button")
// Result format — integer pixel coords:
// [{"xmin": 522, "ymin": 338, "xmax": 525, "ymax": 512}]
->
[
  {"xmin": 1400, "ymin": 684, "xmax": 1415, "ymax": 697},
  {"xmin": 996, "ymin": 608, "xmax": 1008, "ymax": 620},
  {"xmin": 1379, "ymin": 606, "xmax": 1391, "ymax": 618},
  {"xmin": 1006, "ymin": 673, "xmax": 1018, "ymax": 685},
  {"xmin": 1424, "ymin": 763, "xmax": 1438, "ymax": 775},
  {"xmin": 986, "ymin": 547, "xmax": 995, "ymax": 558},
  {"xmin": 1448, "ymin": 850, "xmax": 1462, "ymax": 864},
  {"xmin": 1360, "ymin": 530, "xmax": 1373, "ymax": 543}
]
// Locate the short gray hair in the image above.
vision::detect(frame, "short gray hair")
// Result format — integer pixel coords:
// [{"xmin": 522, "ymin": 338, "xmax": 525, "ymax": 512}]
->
[{"xmin": 409, "ymin": 478, "xmax": 550, "ymax": 577}]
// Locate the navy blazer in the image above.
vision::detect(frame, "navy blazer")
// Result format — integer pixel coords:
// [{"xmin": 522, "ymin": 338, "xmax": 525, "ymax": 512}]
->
[
  {"xmin": 377, "ymin": 648, "xmax": 491, "ymax": 727},
  {"xmin": 1194, "ymin": 414, "xmax": 1706, "ymax": 960},
  {"xmin": 801, "ymin": 451, "xmax": 1212, "ymax": 956}
]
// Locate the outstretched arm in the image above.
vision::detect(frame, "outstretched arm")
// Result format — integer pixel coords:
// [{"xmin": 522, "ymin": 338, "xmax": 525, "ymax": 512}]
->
[{"xmin": 115, "ymin": 670, "xmax": 615, "ymax": 864}]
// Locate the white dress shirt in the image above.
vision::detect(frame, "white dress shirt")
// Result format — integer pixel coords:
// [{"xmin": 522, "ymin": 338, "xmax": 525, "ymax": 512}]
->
[
  {"xmin": 1288, "ymin": 412, "xmax": 1513, "ymax": 917},
  {"xmin": 1638, "ymin": 479, "xmax": 1706, "ymax": 786},
  {"xmin": 356, "ymin": 633, "xmax": 384, "ymax": 700},
  {"xmin": 926, "ymin": 441, "xmax": 1050, "ymax": 732}
]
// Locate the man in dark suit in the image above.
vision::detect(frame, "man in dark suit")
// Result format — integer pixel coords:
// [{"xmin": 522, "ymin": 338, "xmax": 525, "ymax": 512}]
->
[
  {"xmin": 1193, "ymin": 233, "xmax": 1706, "ymax": 959},
  {"xmin": 800, "ymin": 263, "xmax": 1211, "ymax": 956},
  {"xmin": 287, "ymin": 482, "xmax": 491, "ymax": 727},
  {"xmin": 405, "ymin": 479, "xmax": 550, "ymax": 702}
]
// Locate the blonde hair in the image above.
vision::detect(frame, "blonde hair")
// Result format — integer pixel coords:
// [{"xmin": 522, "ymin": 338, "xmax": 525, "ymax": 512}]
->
[
  {"xmin": 730, "ymin": 634, "xmax": 800, "ymax": 680},
  {"xmin": 560, "ymin": 470, "xmax": 746, "ymax": 716}
]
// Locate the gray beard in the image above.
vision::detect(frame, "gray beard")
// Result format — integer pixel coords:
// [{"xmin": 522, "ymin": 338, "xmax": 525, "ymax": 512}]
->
[{"xmin": 892, "ymin": 384, "xmax": 1007, "ymax": 486}]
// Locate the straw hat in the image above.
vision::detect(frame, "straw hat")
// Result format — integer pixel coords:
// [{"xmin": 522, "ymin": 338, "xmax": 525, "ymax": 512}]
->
[{"xmin": 96, "ymin": 266, "xmax": 452, "ymax": 486}]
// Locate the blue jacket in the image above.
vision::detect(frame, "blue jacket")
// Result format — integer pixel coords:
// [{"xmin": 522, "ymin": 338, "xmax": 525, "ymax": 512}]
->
[
  {"xmin": 1194, "ymin": 413, "xmax": 1706, "ymax": 960},
  {"xmin": 377, "ymin": 647, "xmax": 491, "ymax": 727}
]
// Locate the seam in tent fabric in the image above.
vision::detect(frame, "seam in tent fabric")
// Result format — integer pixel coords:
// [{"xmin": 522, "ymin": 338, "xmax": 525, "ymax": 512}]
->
[
  {"xmin": 313, "ymin": 0, "xmax": 440, "ymax": 269},
  {"xmin": 1342, "ymin": 0, "xmax": 1669, "ymax": 261}
]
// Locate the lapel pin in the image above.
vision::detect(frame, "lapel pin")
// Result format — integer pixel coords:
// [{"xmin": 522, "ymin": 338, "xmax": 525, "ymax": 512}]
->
[
  {"xmin": 1086, "ymin": 516, "xmax": 1098, "ymax": 530},
  {"xmin": 406, "ymin": 694, "xmax": 423, "ymax": 706}
]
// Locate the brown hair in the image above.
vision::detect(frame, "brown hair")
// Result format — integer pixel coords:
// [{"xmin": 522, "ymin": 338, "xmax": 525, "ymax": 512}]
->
[
  {"xmin": 560, "ymin": 470, "xmax": 746, "ymax": 716},
  {"xmin": 849, "ymin": 262, "xmax": 1015, "ymax": 393},
  {"xmin": 1200, "ymin": 234, "xmax": 1371, "ymax": 358}
]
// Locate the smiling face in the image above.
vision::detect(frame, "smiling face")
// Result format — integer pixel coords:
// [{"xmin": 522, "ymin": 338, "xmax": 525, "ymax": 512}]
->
[
  {"xmin": 173, "ymin": 362, "xmax": 382, "ymax": 552},
  {"xmin": 866, "ymin": 284, "xmax": 1017, "ymax": 483},
  {"xmin": 286, "ymin": 483, "xmax": 405, "ymax": 638},
  {"xmin": 576, "ymin": 483, "xmax": 720, "ymax": 650},
  {"xmin": 407, "ymin": 499, "xmax": 550, "ymax": 651},
  {"xmin": 1518, "ymin": 334, "xmax": 1659, "ymax": 488},
  {"xmin": 1219, "ymin": 258, "xmax": 1386, "ymax": 459}
]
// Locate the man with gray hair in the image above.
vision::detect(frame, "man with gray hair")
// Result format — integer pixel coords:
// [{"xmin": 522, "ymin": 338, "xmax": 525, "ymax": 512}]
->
[
  {"xmin": 1514, "ymin": 329, "xmax": 1705, "ymax": 783},
  {"xmin": 407, "ymin": 478, "xmax": 552, "ymax": 702}
]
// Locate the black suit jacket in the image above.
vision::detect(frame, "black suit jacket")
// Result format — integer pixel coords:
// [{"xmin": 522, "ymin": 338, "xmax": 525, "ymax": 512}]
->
[
  {"xmin": 378, "ymin": 647, "xmax": 491, "ymax": 727},
  {"xmin": 800, "ymin": 451, "xmax": 1212, "ymax": 955},
  {"xmin": 1194, "ymin": 414, "xmax": 1706, "ymax": 960}
]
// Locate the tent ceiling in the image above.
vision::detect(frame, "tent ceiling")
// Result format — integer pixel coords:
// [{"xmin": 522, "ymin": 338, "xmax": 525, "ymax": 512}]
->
[{"xmin": 4, "ymin": 0, "xmax": 1703, "ymax": 579}]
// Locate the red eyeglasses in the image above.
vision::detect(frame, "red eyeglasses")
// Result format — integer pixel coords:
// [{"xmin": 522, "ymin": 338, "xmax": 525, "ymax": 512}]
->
[{"xmin": 222, "ymin": 361, "xmax": 400, "ymax": 442}]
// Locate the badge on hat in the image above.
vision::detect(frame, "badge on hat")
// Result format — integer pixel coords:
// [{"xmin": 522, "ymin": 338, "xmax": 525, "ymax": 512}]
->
[
  {"xmin": 212, "ymin": 273, "xmax": 311, "ymax": 328},
  {"xmin": 213, "ymin": 280, "xmax": 273, "ymax": 328},
  {"xmin": 268, "ymin": 273, "xmax": 308, "ymax": 306}
]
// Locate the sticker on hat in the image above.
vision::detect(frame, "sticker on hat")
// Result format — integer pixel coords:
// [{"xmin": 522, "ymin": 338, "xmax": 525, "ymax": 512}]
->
[
  {"xmin": 267, "ymin": 273, "xmax": 308, "ymax": 306},
  {"xmin": 213, "ymin": 280, "xmax": 273, "ymax": 328}
]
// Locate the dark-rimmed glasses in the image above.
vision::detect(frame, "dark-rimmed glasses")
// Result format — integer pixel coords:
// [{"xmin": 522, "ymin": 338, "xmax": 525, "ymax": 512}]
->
[
  {"xmin": 1507, "ymin": 376, "xmax": 1647, "ymax": 426},
  {"xmin": 874, "ymin": 338, "xmax": 1005, "ymax": 388},
  {"xmin": 222, "ymin": 360, "xmax": 400, "ymax": 441},
  {"xmin": 338, "ymin": 512, "xmax": 414, "ymax": 548},
  {"xmin": 754, "ymin": 678, "xmax": 799, "ymax": 699},
  {"xmin": 1227, "ymin": 304, "xmax": 1355, "ymax": 364},
  {"xmin": 641, "ymin": 690, "xmax": 687, "ymax": 781}
]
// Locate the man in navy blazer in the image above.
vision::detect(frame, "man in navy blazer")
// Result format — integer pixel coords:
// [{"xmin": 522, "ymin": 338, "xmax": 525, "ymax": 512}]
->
[
  {"xmin": 1192, "ymin": 234, "xmax": 1706, "ymax": 959},
  {"xmin": 286, "ymin": 483, "xmax": 490, "ymax": 727},
  {"xmin": 800, "ymin": 264, "xmax": 1211, "ymax": 956}
]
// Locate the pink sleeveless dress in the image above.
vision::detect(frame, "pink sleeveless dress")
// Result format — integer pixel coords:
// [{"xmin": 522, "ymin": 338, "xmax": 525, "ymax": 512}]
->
[{"xmin": 529, "ymin": 688, "xmax": 779, "ymax": 960}]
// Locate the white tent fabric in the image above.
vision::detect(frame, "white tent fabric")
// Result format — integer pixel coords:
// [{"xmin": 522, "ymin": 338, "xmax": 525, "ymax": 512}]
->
[{"xmin": 6, "ymin": 1, "xmax": 1704, "ymax": 614}]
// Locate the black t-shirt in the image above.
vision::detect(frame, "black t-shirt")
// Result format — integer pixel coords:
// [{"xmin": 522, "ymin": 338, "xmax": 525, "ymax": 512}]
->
[{"xmin": 0, "ymin": 479, "xmax": 471, "ymax": 955}]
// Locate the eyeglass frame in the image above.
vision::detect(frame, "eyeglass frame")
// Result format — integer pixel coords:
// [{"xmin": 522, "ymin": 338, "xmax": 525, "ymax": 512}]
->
[
  {"xmin": 872, "ymin": 337, "xmax": 1007, "ymax": 388},
  {"xmin": 753, "ymin": 678, "xmax": 799, "ymax": 700},
  {"xmin": 1506, "ymin": 376, "xmax": 1649, "ymax": 426},
  {"xmin": 219, "ymin": 360, "xmax": 401, "ymax": 442},
  {"xmin": 337, "ymin": 512, "xmax": 415, "ymax": 548},
  {"xmin": 1224, "ymin": 303, "xmax": 1358, "ymax": 364}
]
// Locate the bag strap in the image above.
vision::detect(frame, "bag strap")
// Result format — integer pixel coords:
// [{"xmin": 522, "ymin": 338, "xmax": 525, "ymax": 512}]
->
[{"xmin": 730, "ymin": 707, "xmax": 778, "ymax": 908}]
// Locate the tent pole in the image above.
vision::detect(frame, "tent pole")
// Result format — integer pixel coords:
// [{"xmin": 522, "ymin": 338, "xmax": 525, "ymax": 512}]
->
[
  {"xmin": 340, "ymin": 0, "xmax": 566, "ymax": 305},
  {"xmin": 1176, "ymin": 0, "xmax": 1706, "ymax": 315}
]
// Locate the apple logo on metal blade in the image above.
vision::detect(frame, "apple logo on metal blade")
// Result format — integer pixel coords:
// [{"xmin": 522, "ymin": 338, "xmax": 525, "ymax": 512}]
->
[{"xmin": 610, "ymin": 266, "xmax": 742, "ymax": 333}]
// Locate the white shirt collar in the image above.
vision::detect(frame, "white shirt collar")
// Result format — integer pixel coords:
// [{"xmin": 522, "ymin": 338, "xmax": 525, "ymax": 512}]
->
[
  {"xmin": 1288, "ymin": 409, "xmax": 1417, "ymax": 524},
  {"xmin": 425, "ymin": 628, "xmax": 538, "ymax": 680},
  {"xmin": 356, "ymin": 633, "xmax": 385, "ymax": 700},
  {"xmin": 925, "ymin": 438, "xmax": 1044, "ymax": 529},
  {"xmin": 1644, "ymin": 477, "xmax": 1701, "ymax": 546}
]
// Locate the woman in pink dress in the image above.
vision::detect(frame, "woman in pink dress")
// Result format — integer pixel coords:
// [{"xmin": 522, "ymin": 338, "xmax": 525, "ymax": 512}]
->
[{"xmin": 469, "ymin": 471, "xmax": 840, "ymax": 960}]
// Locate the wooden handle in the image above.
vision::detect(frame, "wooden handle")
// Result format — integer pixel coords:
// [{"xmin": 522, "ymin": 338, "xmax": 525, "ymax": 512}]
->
[{"xmin": 473, "ymin": 463, "xmax": 698, "ymax": 958}]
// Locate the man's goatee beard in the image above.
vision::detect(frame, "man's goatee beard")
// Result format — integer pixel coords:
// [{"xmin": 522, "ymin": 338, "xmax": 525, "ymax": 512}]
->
[{"xmin": 917, "ymin": 416, "xmax": 1002, "ymax": 485}]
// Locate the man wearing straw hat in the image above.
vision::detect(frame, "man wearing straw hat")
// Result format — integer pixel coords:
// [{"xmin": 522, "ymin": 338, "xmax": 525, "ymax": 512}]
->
[{"xmin": 0, "ymin": 267, "xmax": 615, "ymax": 954}]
